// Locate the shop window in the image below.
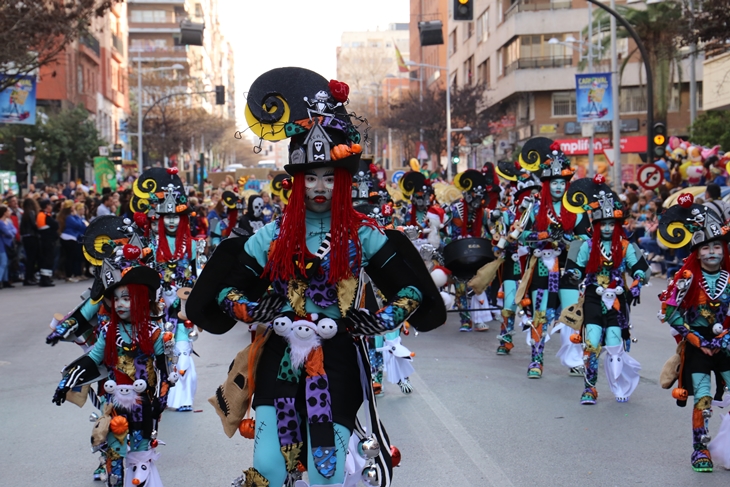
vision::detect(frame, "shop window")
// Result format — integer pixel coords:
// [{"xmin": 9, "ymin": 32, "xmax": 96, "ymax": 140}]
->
[{"xmin": 552, "ymin": 91, "xmax": 576, "ymax": 116}]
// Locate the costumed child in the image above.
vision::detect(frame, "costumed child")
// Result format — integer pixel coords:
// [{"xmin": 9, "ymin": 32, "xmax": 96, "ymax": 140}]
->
[
  {"xmin": 131, "ymin": 168, "xmax": 203, "ymax": 412},
  {"xmin": 397, "ymin": 171, "xmax": 434, "ymax": 232},
  {"xmin": 186, "ymin": 68, "xmax": 445, "ymax": 487},
  {"xmin": 562, "ymin": 175, "xmax": 648, "ymax": 405},
  {"xmin": 657, "ymin": 192, "xmax": 730, "ymax": 472},
  {"xmin": 52, "ymin": 247, "xmax": 174, "ymax": 487},
  {"xmin": 515, "ymin": 137, "xmax": 590, "ymax": 379}
]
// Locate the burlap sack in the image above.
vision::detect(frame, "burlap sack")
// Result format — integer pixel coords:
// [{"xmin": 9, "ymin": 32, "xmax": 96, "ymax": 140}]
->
[
  {"xmin": 514, "ymin": 255, "xmax": 537, "ymax": 304},
  {"xmin": 208, "ymin": 324, "xmax": 271, "ymax": 438},
  {"xmin": 558, "ymin": 294, "xmax": 586, "ymax": 331},
  {"xmin": 65, "ymin": 384, "xmax": 90, "ymax": 408},
  {"xmin": 91, "ymin": 403, "xmax": 113, "ymax": 450},
  {"xmin": 468, "ymin": 257, "xmax": 505, "ymax": 295},
  {"xmin": 660, "ymin": 343, "xmax": 684, "ymax": 389}
]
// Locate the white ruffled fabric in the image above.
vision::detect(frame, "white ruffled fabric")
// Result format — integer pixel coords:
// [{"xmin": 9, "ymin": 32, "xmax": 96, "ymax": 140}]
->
[
  {"xmin": 603, "ymin": 345, "xmax": 641, "ymax": 399},
  {"xmin": 378, "ymin": 336, "xmax": 415, "ymax": 385},
  {"xmin": 124, "ymin": 449, "xmax": 163, "ymax": 487},
  {"xmin": 166, "ymin": 340, "xmax": 197, "ymax": 409},
  {"xmin": 553, "ymin": 322, "xmax": 584, "ymax": 368},
  {"xmin": 709, "ymin": 411, "xmax": 730, "ymax": 470},
  {"xmin": 470, "ymin": 291, "xmax": 501, "ymax": 324}
]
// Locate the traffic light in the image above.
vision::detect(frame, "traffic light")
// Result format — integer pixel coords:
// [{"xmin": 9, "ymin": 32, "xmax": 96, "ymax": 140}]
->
[
  {"xmin": 652, "ymin": 122, "xmax": 666, "ymax": 158},
  {"xmin": 14, "ymin": 136, "xmax": 33, "ymax": 183},
  {"xmin": 215, "ymin": 85, "xmax": 225, "ymax": 105},
  {"xmin": 451, "ymin": 151, "xmax": 460, "ymax": 165},
  {"xmin": 453, "ymin": 0, "xmax": 474, "ymax": 21}
]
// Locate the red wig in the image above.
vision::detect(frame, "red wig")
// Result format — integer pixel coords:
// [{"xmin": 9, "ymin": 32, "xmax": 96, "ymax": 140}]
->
[
  {"xmin": 460, "ymin": 203, "xmax": 484, "ymax": 238},
  {"xmin": 156, "ymin": 214, "xmax": 192, "ymax": 262},
  {"xmin": 104, "ymin": 283, "xmax": 155, "ymax": 367},
  {"xmin": 585, "ymin": 221, "xmax": 626, "ymax": 275},
  {"xmin": 534, "ymin": 182, "xmax": 576, "ymax": 233},
  {"xmin": 667, "ymin": 244, "xmax": 730, "ymax": 307},
  {"xmin": 264, "ymin": 168, "xmax": 377, "ymax": 285},
  {"xmin": 223, "ymin": 209, "xmax": 238, "ymax": 238}
]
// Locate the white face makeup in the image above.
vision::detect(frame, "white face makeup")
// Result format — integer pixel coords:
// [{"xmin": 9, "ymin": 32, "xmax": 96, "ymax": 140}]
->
[
  {"xmin": 699, "ymin": 241, "xmax": 724, "ymax": 271},
  {"xmin": 600, "ymin": 220, "xmax": 615, "ymax": 240},
  {"xmin": 114, "ymin": 285, "xmax": 132, "ymax": 321},
  {"xmin": 163, "ymin": 214, "xmax": 180, "ymax": 235},
  {"xmin": 549, "ymin": 179, "xmax": 566, "ymax": 201},
  {"xmin": 304, "ymin": 167, "xmax": 335, "ymax": 213},
  {"xmin": 252, "ymin": 197, "xmax": 264, "ymax": 218}
]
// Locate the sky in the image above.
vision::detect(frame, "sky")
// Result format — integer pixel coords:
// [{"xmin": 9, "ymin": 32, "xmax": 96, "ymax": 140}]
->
[{"xmin": 218, "ymin": 0, "xmax": 410, "ymax": 124}]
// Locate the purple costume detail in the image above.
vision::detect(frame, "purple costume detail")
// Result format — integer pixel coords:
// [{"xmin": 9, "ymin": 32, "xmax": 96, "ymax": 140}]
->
[{"xmin": 305, "ymin": 374, "xmax": 333, "ymax": 423}]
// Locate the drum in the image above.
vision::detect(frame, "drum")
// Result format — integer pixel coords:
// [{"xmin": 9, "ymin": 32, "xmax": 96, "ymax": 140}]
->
[{"xmin": 443, "ymin": 237, "xmax": 494, "ymax": 279}]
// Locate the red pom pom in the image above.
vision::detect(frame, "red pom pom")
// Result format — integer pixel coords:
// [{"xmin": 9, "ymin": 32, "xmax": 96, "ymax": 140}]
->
[
  {"xmin": 677, "ymin": 192, "xmax": 694, "ymax": 208},
  {"xmin": 133, "ymin": 212, "xmax": 148, "ymax": 227},
  {"xmin": 593, "ymin": 174, "xmax": 606, "ymax": 184},
  {"xmin": 424, "ymin": 178, "xmax": 432, "ymax": 186},
  {"xmin": 281, "ymin": 178, "xmax": 292, "ymax": 190},
  {"xmin": 378, "ymin": 180, "xmax": 386, "ymax": 189},
  {"xmin": 369, "ymin": 163, "xmax": 379, "ymax": 174},
  {"xmin": 122, "ymin": 244, "xmax": 141, "ymax": 261},
  {"xmin": 550, "ymin": 141, "xmax": 561, "ymax": 152},
  {"xmin": 166, "ymin": 167, "xmax": 179, "ymax": 175},
  {"xmin": 328, "ymin": 79, "xmax": 350, "ymax": 103},
  {"xmin": 390, "ymin": 446, "xmax": 401, "ymax": 467}
]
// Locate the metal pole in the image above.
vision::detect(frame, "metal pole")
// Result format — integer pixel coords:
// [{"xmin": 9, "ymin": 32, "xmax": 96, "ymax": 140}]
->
[
  {"xmin": 610, "ymin": 0, "xmax": 621, "ymax": 188},
  {"xmin": 584, "ymin": 0, "xmax": 654, "ymax": 164},
  {"xmin": 446, "ymin": 29, "xmax": 452, "ymax": 181},
  {"xmin": 689, "ymin": 0, "xmax": 697, "ymax": 125},
  {"xmin": 587, "ymin": 2, "xmax": 595, "ymax": 178},
  {"xmin": 199, "ymin": 134, "xmax": 205, "ymax": 193},
  {"xmin": 374, "ymin": 87, "xmax": 379, "ymax": 166},
  {"xmin": 137, "ymin": 56, "xmax": 143, "ymax": 174},
  {"xmin": 388, "ymin": 128, "xmax": 393, "ymax": 170}
]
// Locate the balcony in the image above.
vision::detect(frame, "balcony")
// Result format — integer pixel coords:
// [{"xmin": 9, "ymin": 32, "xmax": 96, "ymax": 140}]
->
[
  {"xmin": 129, "ymin": 46, "xmax": 189, "ymax": 63},
  {"xmin": 128, "ymin": 0, "xmax": 186, "ymax": 4},
  {"xmin": 79, "ymin": 34, "xmax": 101, "ymax": 63},
  {"xmin": 128, "ymin": 22, "xmax": 180, "ymax": 34},
  {"xmin": 504, "ymin": 0, "xmax": 572, "ymax": 21},
  {"xmin": 504, "ymin": 56, "xmax": 572, "ymax": 75},
  {"xmin": 112, "ymin": 34, "xmax": 124, "ymax": 57}
]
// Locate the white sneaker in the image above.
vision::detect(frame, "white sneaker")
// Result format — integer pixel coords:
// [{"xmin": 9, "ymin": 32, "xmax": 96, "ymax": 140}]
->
[{"xmin": 474, "ymin": 322, "xmax": 490, "ymax": 332}]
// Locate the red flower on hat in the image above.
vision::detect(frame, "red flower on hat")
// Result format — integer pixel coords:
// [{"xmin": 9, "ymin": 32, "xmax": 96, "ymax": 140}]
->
[
  {"xmin": 122, "ymin": 244, "xmax": 141, "ymax": 261},
  {"xmin": 677, "ymin": 192, "xmax": 694, "ymax": 208},
  {"xmin": 328, "ymin": 80, "xmax": 350, "ymax": 103},
  {"xmin": 593, "ymin": 174, "xmax": 606, "ymax": 184},
  {"xmin": 133, "ymin": 211, "xmax": 148, "ymax": 227},
  {"xmin": 550, "ymin": 141, "xmax": 561, "ymax": 152},
  {"xmin": 167, "ymin": 167, "xmax": 179, "ymax": 175}
]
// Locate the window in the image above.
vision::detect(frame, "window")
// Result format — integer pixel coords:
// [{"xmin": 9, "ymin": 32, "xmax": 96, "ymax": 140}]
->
[
  {"xmin": 520, "ymin": 34, "xmax": 568, "ymax": 60},
  {"xmin": 619, "ymin": 86, "xmax": 647, "ymax": 113},
  {"xmin": 449, "ymin": 28, "xmax": 457, "ymax": 56},
  {"xmin": 477, "ymin": 58, "xmax": 490, "ymax": 87},
  {"xmin": 130, "ymin": 39, "xmax": 168, "ymax": 50},
  {"xmin": 669, "ymin": 85, "xmax": 681, "ymax": 112},
  {"xmin": 130, "ymin": 10, "xmax": 169, "ymax": 23},
  {"xmin": 477, "ymin": 10, "xmax": 489, "ymax": 43},
  {"xmin": 351, "ymin": 41, "xmax": 363, "ymax": 48},
  {"xmin": 464, "ymin": 56, "xmax": 474, "ymax": 85},
  {"xmin": 498, "ymin": 48, "xmax": 504, "ymax": 76},
  {"xmin": 697, "ymin": 81, "xmax": 703, "ymax": 109},
  {"xmin": 464, "ymin": 22, "xmax": 474, "ymax": 43},
  {"xmin": 552, "ymin": 92, "xmax": 576, "ymax": 116}
]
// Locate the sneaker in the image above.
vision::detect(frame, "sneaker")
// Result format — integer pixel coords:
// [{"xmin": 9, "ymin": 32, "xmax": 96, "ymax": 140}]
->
[
  {"xmin": 527, "ymin": 367, "xmax": 542, "ymax": 379},
  {"xmin": 569, "ymin": 366, "xmax": 584, "ymax": 377},
  {"xmin": 373, "ymin": 382, "xmax": 383, "ymax": 396},
  {"xmin": 616, "ymin": 396, "xmax": 629, "ymax": 403},
  {"xmin": 692, "ymin": 449, "xmax": 713, "ymax": 472},
  {"xmin": 581, "ymin": 387, "xmax": 598, "ymax": 405},
  {"xmin": 459, "ymin": 324, "xmax": 472, "ymax": 332},
  {"xmin": 398, "ymin": 378, "xmax": 413, "ymax": 394},
  {"xmin": 474, "ymin": 322, "xmax": 490, "ymax": 332},
  {"xmin": 93, "ymin": 464, "xmax": 106, "ymax": 482},
  {"xmin": 496, "ymin": 346, "xmax": 510, "ymax": 355}
]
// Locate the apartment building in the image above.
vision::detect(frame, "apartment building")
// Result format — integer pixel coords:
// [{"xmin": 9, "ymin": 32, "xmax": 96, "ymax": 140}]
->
[{"xmin": 448, "ymin": 0, "xmax": 703, "ymax": 178}]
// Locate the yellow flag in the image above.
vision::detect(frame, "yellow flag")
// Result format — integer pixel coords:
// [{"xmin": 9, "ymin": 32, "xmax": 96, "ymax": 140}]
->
[{"xmin": 395, "ymin": 43, "xmax": 409, "ymax": 73}]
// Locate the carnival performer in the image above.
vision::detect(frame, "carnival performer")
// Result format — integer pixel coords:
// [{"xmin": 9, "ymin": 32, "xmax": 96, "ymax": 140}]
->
[
  {"xmin": 515, "ymin": 137, "xmax": 590, "ymax": 378},
  {"xmin": 446, "ymin": 169, "xmax": 498, "ymax": 332},
  {"xmin": 238, "ymin": 194, "xmax": 267, "ymax": 236},
  {"xmin": 186, "ymin": 67, "xmax": 445, "ymax": 487},
  {"xmin": 131, "ymin": 168, "xmax": 202, "ymax": 412},
  {"xmin": 397, "ymin": 171, "xmax": 434, "ymax": 231},
  {"xmin": 562, "ymin": 175, "xmax": 648, "ymax": 404},
  {"xmin": 470, "ymin": 161, "xmax": 542, "ymax": 354},
  {"xmin": 210, "ymin": 190, "xmax": 242, "ymax": 247},
  {"xmin": 52, "ymin": 247, "xmax": 174, "ymax": 487},
  {"xmin": 657, "ymin": 192, "xmax": 730, "ymax": 472}
]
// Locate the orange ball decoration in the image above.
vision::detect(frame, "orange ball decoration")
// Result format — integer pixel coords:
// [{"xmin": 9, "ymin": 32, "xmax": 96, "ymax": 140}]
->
[
  {"xmin": 162, "ymin": 331, "xmax": 174, "ymax": 342},
  {"xmin": 390, "ymin": 446, "xmax": 401, "ymax": 467},
  {"xmin": 569, "ymin": 333, "xmax": 582, "ymax": 344},
  {"xmin": 681, "ymin": 270, "xmax": 693, "ymax": 279},
  {"xmin": 239, "ymin": 418, "xmax": 255, "ymax": 439},
  {"xmin": 497, "ymin": 291, "xmax": 505, "ymax": 299},
  {"xmin": 672, "ymin": 388, "xmax": 688, "ymax": 401},
  {"xmin": 110, "ymin": 415, "xmax": 129, "ymax": 435},
  {"xmin": 520, "ymin": 298, "xmax": 531, "ymax": 308}
]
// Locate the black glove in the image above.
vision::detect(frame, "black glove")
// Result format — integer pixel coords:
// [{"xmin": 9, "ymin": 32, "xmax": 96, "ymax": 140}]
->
[
  {"xmin": 52, "ymin": 386, "xmax": 69, "ymax": 406},
  {"xmin": 249, "ymin": 293, "xmax": 287, "ymax": 323}
]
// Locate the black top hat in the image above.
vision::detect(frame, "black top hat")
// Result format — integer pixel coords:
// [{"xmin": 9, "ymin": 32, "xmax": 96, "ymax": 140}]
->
[
  {"xmin": 563, "ymin": 175, "xmax": 624, "ymax": 223},
  {"xmin": 130, "ymin": 168, "xmax": 189, "ymax": 216},
  {"xmin": 399, "ymin": 171, "xmax": 432, "ymax": 198},
  {"xmin": 519, "ymin": 137, "xmax": 574, "ymax": 181},
  {"xmin": 245, "ymin": 67, "xmax": 364, "ymax": 176},
  {"xmin": 101, "ymin": 264, "xmax": 161, "ymax": 300},
  {"xmin": 658, "ymin": 192, "xmax": 729, "ymax": 250}
]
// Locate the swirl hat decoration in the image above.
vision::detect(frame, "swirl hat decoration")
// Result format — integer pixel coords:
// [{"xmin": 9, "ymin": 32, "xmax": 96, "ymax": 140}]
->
[
  {"xmin": 657, "ymin": 192, "xmax": 729, "ymax": 250},
  {"xmin": 398, "ymin": 170, "xmax": 432, "ymax": 199},
  {"xmin": 454, "ymin": 169, "xmax": 487, "ymax": 197},
  {"xmin": 130, "ymin": 167, "xmax": 188, "ymax": 215},
  {"xmin": 244, "ymin": 67, "xmax": 363, "ymax": 175},
  {"xmin": 519, "ymin": 137, "xmax": 574, "ymax": 181},
  {"xmin": 563, "ymin": 174, "xmax": 624, "ymax": 223},
  {"xmin": 496, "ymin": 160, "xmax": 542, "ymax": 200}
]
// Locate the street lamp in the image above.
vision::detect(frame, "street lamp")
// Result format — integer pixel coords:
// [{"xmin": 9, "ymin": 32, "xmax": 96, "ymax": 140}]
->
[{"xmin": 134, "ymin": 57, "xmax": 184, "ymax": 174}]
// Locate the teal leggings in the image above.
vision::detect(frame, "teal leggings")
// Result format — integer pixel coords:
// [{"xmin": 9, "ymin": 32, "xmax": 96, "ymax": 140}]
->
[
  {"xmin": 253, "ymin": 405, "xmax": 351, "ymax": 485},
  {"xmin": 584, "ymin": 324, "xmax": 622, "ymax": 347},
  {"xmin": 691, "ymin": 370, "xmax": 730, "ymax": 404}
]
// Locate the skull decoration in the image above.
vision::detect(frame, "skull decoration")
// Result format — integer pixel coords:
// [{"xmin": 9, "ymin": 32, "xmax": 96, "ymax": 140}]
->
[{"xmin": 252, "ymin": 197, "xmax": 264, "ymax": 218}]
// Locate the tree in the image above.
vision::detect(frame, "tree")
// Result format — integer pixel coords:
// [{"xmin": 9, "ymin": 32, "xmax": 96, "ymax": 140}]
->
[
  {"xmin": 0, "ymin": 105, "xmax": 104, "ymax": 182},
  {"xmin": 689, "ymin": 111, "xmax": 730, "ymax": 150},
  {"xmin": 681, "ymin": 0, "xmax": 730, "ymax": 56},
  {"xmin": 0, "ymin": 0, "xmax": 121, "ymax": 92}
]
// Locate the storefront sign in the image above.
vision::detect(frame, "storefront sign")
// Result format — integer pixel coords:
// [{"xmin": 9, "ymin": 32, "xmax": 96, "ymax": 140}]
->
[{"xmin": 556, "ymin": 136, "xmax": 647, "ymax": 155}]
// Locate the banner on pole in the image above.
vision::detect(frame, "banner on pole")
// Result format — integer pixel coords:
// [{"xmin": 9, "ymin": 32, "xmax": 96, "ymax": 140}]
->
[
  {"xmin": 0, "ymin": 75, "xmax": 37, "ymax": 125},
  {"xmin": 575, "ymin": 73, "xmax": 613, "ymax": 123},
  {"xmin": 94, "ymin": 157, "xmax": 118, "ymax": 191}
]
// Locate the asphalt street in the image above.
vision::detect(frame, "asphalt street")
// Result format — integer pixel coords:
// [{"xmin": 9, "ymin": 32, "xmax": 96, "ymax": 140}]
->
[{"xmin": 3, "ymin": 278, "xmax": 730, "ymax": 486}]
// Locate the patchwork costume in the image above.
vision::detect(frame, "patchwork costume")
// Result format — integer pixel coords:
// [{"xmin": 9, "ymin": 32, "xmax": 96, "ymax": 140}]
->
[{"xmin": 186, "ymin": 68, "xmax": 445, "ymax": 487}]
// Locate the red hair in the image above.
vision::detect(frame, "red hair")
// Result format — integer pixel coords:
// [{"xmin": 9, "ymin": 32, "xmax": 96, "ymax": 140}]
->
[
  {"xmin": 264, "ymin": 168, "xmax": 377, "ymax": 285},
  {"xmin": 535, "ymin": 182, "xmax": 576, "ymax": 233},
  {"xmin": 585, "ymin": 221, "xmax": 626, "ymax": 275},
  {"xmin": 223, "ymin": 209, "xmax": 238, "ymax": 238},
  {"xmin": 156, "ymin": 214, "xmax": 192, "ymax": 262},
  {"xmin": 104, "ymin": 284, "xmax": 155, "ymax": 367},
  {"xmin": 667, "ymin": 245, "xmax": 730, "ymax": 307}
]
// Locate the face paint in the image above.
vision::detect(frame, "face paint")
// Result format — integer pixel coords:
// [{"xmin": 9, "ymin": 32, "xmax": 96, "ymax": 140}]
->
[
  {"xmin": 304, "ymin": 167, "xmax": 335, "ymax": 212},
  {"xmin": 114, "ymin": 285, "xmax": 131, "ymax": 321},
  {"xmin": 699, "ymin": 241, "xmax": 724, "ymax": 271},
  {"xmin": 600, "ymin": 221, "xmax": 615, "ymax": 240},
  {"xmin": 252, "ymin": 197, "xmax": 264, "ymax": 218},
  {"xmin": 550, "ymin": 179, "xmax": 566, "ymax": 201},
  {"xmin": 163, "ymin": 214, "xmax": 180, "ymax": 235}
]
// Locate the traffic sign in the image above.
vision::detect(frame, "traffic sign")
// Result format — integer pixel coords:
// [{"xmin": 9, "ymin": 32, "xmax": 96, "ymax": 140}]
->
[
  {"xmin": 392, "ymin": 170, "xmax": 405, "ymax": 184},
  {"xmin": 416, "ymin": 142, "xmax": 429, "ymax": 160},
  {"xmin": 637, "ymin": 163, "xmax": 664, "ymax": 190}
]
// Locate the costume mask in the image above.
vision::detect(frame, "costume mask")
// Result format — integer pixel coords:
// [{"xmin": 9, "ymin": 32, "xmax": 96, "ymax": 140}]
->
[
  {"xmin": 304, "ymin": 167, "xmax": 335, "ymax": 213},
  {"xmin": 163, "ymin": 214, "xmax": 180, "ymax": 235},
  {"xmin": 550, "ymin": 179, "xmax": 566, "ymax": 201},
  {"xmin": 699, "ymin": 241, "xmax": 724, "ymax": 271},
  {"xmin": 252, "ymin": 197, "xmax": 264, "ymax": 218},
  {"xmin": 412, "ymin": 194, "xmax": 429, "ymax": 212},
  {"xmin": 114, "ymin": 285, "xmax": 131, "ymax": 321},
  {"xmin": 600, "ymin": 221, "xmax": 615, "ymax": 240}
]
